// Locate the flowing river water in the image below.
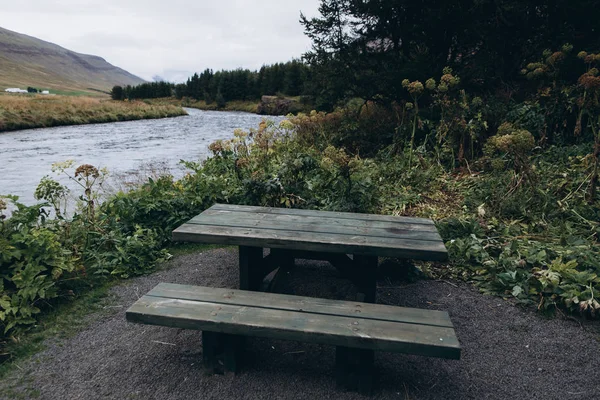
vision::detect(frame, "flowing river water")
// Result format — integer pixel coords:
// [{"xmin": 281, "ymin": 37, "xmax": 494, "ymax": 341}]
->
[{"xmin": 0, "ymin": 108, "xmax": 283, "ymax": 208}]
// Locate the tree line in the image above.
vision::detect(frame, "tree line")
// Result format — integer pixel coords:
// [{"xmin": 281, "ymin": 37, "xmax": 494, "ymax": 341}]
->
[{"xmin": 111, "ymin": 60, "xmax": 312, "ymax": 103}]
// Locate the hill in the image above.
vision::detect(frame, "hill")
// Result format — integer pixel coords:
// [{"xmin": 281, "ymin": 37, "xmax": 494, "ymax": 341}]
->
[{"xmin": 0, "ymin": 26, "xmax": 145, "ymax": 95}]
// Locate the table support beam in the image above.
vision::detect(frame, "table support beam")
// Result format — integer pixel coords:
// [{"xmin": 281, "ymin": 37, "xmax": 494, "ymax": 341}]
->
[
  {"xmin": 239, "ymin": 246, "xmax": 263, "ymax": 291},
  {"xmin": 353, "ymin": 255, "xmax": 378, "ymax": 303}
]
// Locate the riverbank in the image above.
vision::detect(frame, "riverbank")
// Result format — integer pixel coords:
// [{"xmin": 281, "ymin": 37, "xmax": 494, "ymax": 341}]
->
[
  {"xmin": 147, "ymin": 96, "xmax": 311, "ymax": 116},
  {"xmin": 0, "ymin": 94, "xmax": 187, "ymax": 132}
]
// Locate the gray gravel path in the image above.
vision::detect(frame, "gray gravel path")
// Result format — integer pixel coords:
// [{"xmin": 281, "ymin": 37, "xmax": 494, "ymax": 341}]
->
[{"xmin": 2, "ymin": 248, "xmax": 599, "ymax": 400}]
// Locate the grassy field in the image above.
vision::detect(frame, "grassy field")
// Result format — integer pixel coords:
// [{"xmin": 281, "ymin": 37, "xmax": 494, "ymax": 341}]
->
[{"xmin": 0, "ymin": 94, "xmax": 187, "ymax": 132}]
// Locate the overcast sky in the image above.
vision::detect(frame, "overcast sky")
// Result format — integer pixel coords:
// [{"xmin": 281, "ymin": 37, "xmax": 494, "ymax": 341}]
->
[{"xmin": 2, "ymin": 0, "xmax": 321, "ymax": 82}]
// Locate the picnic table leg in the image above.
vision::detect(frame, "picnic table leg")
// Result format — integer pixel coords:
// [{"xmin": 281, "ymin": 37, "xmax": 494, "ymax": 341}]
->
[
  {"xmin": 353, "ymin": 255, "xmax": 378, "ymax": 303},
  {"xmin": 239, "ymin": 245, "xmax": 263, "ymax": 291}
]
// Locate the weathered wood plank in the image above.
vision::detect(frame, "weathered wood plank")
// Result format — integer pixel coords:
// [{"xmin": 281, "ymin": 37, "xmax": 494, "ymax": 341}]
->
[
  {"xmin": 126, "ymin": 296, "xmax": 460, "ymax": 359},
  {"xmin": 172, "ymin": 224, "xmax": 448, "ymax": 260},
  {"xmin": 147, "ymin": 283, "xmax": 454, "ymax": 328},
  {"xmin": 210, "ymin": 203, "xmax": 435, "ymax": 225},
  {"xmin": 185, "ymin": 214, "xmax": 443, "ymax": 242},
  {"xmin": 198, "ymin": 208, "xmax": 440, "ymax": 232}
]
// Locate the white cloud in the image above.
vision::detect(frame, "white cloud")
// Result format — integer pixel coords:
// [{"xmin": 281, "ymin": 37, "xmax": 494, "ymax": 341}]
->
[{"xmin": 2, "ymin": 0, "xmax": 321, "ymax": 82}]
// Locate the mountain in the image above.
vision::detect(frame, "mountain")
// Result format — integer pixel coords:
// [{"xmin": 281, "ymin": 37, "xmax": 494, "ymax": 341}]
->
[{"xmin": 0, "ymin": 26, "xmax": 145, "ymax": 95}]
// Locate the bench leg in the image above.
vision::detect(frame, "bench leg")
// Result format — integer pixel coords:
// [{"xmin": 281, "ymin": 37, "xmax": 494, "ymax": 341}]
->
[
  {"xmin": 239, "ymin": 246, "xmax": 264, "ymax": 291},
  {"xmin": 203, "ymin": 332, "xmax": 245, "ymax": 375},
  {"xmin": 354, "ymin": 255, "xmax": 378, "ymax": 303},
  {"xmin": 202, "ymin": 331, "xmax": 221, "ymax": 374},
  {"xmin": 223, "ymin": 334, "xmax": 244, "ymax": 374},
  {"xmin": 335, "ymin": 346, "xmax": 375, "ymax": 394}
]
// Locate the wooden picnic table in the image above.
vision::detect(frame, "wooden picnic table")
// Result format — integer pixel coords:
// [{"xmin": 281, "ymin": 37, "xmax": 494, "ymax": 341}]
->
[{"xmin": 172, "ymin": 203, "xmax": 448, "ymax": 303}]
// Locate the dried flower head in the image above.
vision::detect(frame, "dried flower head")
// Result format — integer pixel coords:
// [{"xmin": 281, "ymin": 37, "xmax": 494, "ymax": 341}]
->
[
  {"xmin": 75, "ymin": 164, "xmax": 100, "ymax": 179},
  {"xmin": 406, "ymin": 81, "xmax": 424, "ymax": 95},
  {"xmin": 577, "ymin": 51, "xmax": 588, "ymax": 59},
  {"xmin": 235, "ymin": 158, "xmax": 250, "ymax": 169},
  {"xmin": 405, "ymin": 102, "xmax": 414, "ymax": 110},
  {"xmin": 546, "ymin": 51, "xmax": 565, "ymax": 65},
  {"xmin": 561, "ymin": 43, "xmax": 573, "ymax": 53},
  {"xmin": 578, "ymin": 73, "xmax": 600, "ymax": 90},
  {"xmin": 401, "ymin": 79, "xmax": 410, "ymax": 88},
  {"xmin": 441, "ymin": 74, "xmax": 459, "ymax": 87},
  {"xmin": 0, "ymin": 198, "xmax": 7, "ymax": 211}
]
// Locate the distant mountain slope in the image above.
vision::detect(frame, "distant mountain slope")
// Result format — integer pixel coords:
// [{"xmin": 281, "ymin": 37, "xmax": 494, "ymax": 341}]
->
[{"xmin": 0, "ymin": 26, "xmax": 145, "ymax": 94}]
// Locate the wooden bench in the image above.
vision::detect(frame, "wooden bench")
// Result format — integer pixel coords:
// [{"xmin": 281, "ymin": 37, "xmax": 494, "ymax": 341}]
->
[{"xmin": 126, "ymin": 283, "xmax": 461, "ymax": 394}]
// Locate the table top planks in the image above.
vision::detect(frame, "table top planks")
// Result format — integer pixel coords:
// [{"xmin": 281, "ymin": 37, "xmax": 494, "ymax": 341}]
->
[
  {"xmin": 172, "ymin": 204, "xmax": 448, "ymax": 260},
  {"xmin": 126, "ymin": 283, "xmax": 460, "ymax": 359}
]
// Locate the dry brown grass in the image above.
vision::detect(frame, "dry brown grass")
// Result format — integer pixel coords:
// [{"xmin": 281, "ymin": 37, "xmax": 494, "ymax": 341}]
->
[{"xmin": 0, "ymin": 94, "xmax": 187, "ymax": 132}]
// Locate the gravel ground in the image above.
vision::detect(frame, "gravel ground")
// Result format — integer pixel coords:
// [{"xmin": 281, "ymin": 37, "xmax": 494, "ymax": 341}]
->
[{"xmin": 2, "ymin": 248, "xmax": 599, "ymax": 400}]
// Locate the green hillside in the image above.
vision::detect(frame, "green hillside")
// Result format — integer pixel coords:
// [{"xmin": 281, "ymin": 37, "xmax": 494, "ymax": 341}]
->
[{"xmin": 0, "ymin": 26, "xmax": 145, "ymax": 95}]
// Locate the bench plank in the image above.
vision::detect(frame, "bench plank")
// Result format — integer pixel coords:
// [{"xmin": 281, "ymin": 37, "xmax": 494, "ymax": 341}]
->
[
  {"xmin": 148, "ymin": 283, "xmax": 454, "ymax": 328},
  {"xmin": 210, "ymin": 203, "xmax": 435, "ymax": 225},
  {"xmin": 172, "ymin": 224, "xmax": 448, "ymax": 260},
  {"xmin": 126, "ymin": 287, "xmax": 460, "ymax": 360}
]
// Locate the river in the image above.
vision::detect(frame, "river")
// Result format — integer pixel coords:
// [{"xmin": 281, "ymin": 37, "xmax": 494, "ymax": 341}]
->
[{"xmin": 0, "ymin": 108, "xmax": 283, "ymax": 207}]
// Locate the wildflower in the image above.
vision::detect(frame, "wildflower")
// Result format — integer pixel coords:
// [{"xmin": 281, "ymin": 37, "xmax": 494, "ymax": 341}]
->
[
  {"xmin": 442, "ymin": 66, "xmax": 453, "ymax": 75},
  {"xmin": 401, "ymin": 79, "xmax": 410, "ymax": 88},
  {"xmin": 561, "ymin": 43, "xmax": 573, "ymax": 53},
  {"xmin": 278, "ymin": 119, "xmax": 294, "ymax": 130},
  {"xmin": 425, "ymin": 78, "xmax": 436, "ymax": 90},
  {"xmin": 577, "ymin": 51, "xmax": 588, "ymax": 59},
  {"xmin": 0, "ymin": 198, "xmax": 6, "ymax": 211},
  {"xmin": 233, "ymin": 128, "xmax": 248, "ymax": 138},
  {"xmin": 51, "ymin": 159, "xmax": 75, "ymax": 173},
  {"xmin": 405, "ymin": 102, "xmax": 414, "ymax": 110}
]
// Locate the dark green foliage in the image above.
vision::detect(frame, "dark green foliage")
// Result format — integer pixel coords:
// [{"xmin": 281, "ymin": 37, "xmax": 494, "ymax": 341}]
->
[
  {"xmin": 0, "ymin": 198, "xmax": 78, "ymax": 334},
  {"xmin": 26, "ymin": 87, "xmax": 37, "ymax": 93},
  {"xmin": 181, "ymin": 61, "xmax": 312, "ymax": 103},
  {"xmin": 302, "ymin": 0, "xmax": 600, "ymax": 106},
  {"xmin": 110, "ymin": 85, "xmax": 124, "ymax": 100},
  {"xmin": 122, "ymin": 81, "xmax": 174, "ymax": 100}
]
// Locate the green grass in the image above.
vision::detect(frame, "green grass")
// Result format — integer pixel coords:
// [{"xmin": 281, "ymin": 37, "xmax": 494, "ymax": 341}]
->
[{"xmin": 167, "ymin": 242, "xmax": 227, "ymax": 256}]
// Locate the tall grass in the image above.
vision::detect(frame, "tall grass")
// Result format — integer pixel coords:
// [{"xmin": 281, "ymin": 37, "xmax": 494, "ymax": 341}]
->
[{"xmin": 0, "ymin": 94, "xmax": 187, "ymax": 132}]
